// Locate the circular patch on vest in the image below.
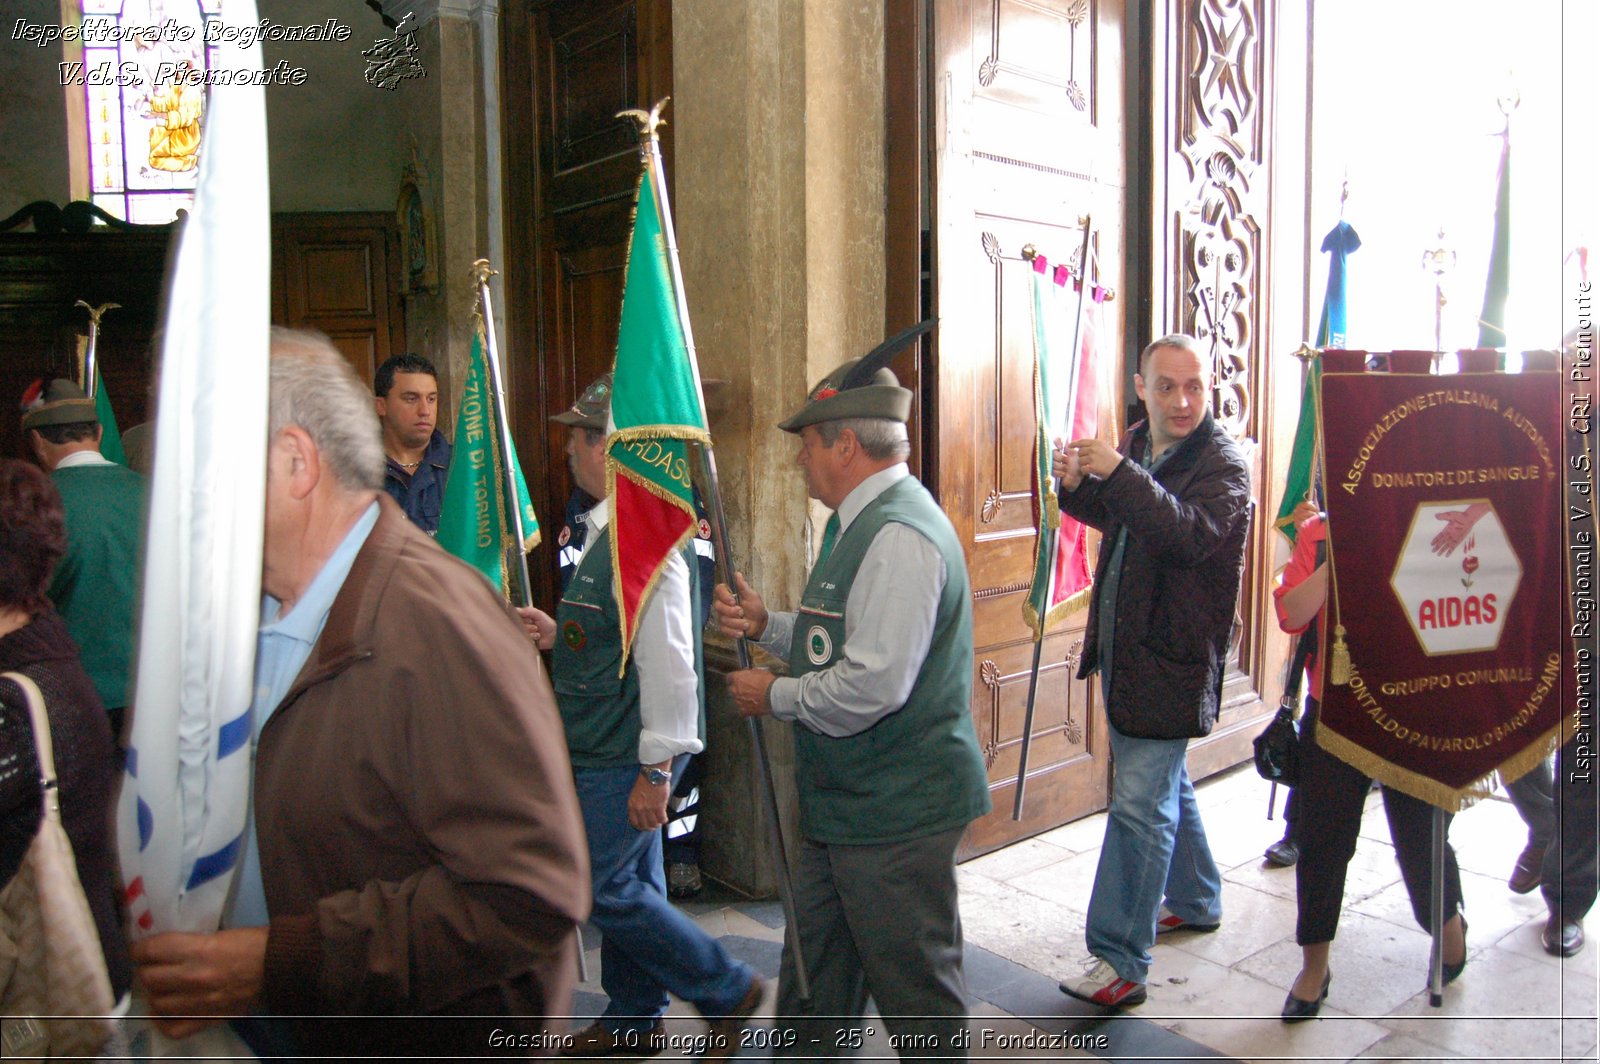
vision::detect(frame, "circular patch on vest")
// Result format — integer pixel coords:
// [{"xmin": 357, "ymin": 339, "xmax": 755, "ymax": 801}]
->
[
  {"xmin": 562, "ymin": 619, "xmax": 586, "ymax": 651},
  {"xmin": 805, "ymin": 625, "xmax": 833, "ymax": 665},
  {"xmin": 697, "ymin": 517, "xmax": 712, "ymax": 540},
  {"xmin": 558, "ymin": 524, "xmax": 571, "ymax": 547}
]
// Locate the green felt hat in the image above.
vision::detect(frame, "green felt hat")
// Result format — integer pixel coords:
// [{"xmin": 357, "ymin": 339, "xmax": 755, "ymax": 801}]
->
[
  {"xmin": 777, "ymin": 319, "xmax": 934, "ymax": 433},
  {"xmin": 20, "ymin": 378, "xmax": 96, "ymax": 431},
  {"xmin": 550, "ymin": 372, "xmax": 613, "ymax": 431}
]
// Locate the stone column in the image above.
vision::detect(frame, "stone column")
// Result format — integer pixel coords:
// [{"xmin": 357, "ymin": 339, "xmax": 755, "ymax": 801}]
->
[
  {"xmin": 673, "ymin": 0, "xmax": 886, "ymax": 894},
  {"xmin": 381, "ymin": 0, "xmax": 498, "ymax": 428}
]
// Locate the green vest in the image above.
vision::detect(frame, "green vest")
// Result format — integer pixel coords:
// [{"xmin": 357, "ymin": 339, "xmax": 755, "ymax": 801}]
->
[
  {"xmin": 48, "ymin": 463, "xmax": 146, "ymax": 710},
  {"xmin": 552, "ymin": 528, "xmax": 705, "ymax": 767},
  {"xmin": 788, "ymin": 476, "xmax": 991, "ymax": 844}
]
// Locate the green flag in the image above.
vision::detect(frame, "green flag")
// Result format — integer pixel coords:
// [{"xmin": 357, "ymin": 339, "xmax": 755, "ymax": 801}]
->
[
  {"xmin": 605, "ymin": 170, "xmax": 711, "ymax": 667},
  {"xmin": 1477, "ymin": 132, "xmax": 1510, "ymax": 352},
  {"xmin": 1274, "ymin": 221, "xmax": 1359, "ymax": 545},
  {"xmin": 437, "ymin": 324, "xmax": 540, "ymax": 596},
  {"xmin": 92, "ymin": 366, "xmax": 128, "ymax": 466}
]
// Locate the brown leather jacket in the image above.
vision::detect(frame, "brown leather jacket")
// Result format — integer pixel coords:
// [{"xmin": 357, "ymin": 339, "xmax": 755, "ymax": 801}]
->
[{"xmin": 254, "ymin": 497, "xmax": 589, "ymax": 1055}]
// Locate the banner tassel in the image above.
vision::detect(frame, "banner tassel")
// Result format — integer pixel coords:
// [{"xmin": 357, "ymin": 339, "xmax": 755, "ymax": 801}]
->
[{"xmin": 1329, "ymin": 625, "xmax": 1351, "ymax": 686}]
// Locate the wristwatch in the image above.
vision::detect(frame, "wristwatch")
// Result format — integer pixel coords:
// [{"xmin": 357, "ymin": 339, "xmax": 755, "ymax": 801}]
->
[{"xmin": 640, "ymin": 765, "xmax": 672, "ymax": 786}]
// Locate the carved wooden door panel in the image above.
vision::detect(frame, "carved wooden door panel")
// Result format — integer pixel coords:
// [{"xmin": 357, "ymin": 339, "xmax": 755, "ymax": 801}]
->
[
  {"xmin": 502, "ymin": 0, "xmax": 671, "ymax": 610},
  {"xmin": 1151, "ymin": 0, "xmax": 1275, "ymax": 777},
  {"xmin": 932, "ymin": 0, "xmax": 1128, "ymax": 856}
]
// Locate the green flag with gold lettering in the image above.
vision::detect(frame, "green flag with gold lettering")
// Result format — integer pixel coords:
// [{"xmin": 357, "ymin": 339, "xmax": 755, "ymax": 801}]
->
[
  {"xmin": 606, "ymin": 170, "xmax": 711, "ymax": 669},
  {"xmin": 438, "ymin": 323, "xmax": 540, "ymax": 596}
]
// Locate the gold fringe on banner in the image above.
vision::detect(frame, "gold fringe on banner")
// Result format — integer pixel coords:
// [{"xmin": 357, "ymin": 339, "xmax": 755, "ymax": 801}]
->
[{"xmin": 1313, "ymin": 725, "xmax": 1496, "ymax": 813}]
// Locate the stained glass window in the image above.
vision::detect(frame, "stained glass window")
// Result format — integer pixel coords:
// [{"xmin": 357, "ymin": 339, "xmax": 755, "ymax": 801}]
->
[{"xmin": 80, "ymin": 0, "xmax": 223, "ymax": 223}]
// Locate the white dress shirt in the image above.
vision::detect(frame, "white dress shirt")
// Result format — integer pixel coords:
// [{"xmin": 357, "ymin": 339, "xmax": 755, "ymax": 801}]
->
[
  {"xmin": 758, "ymin": 464, "xmax": 947, "ymax": 738},
  {"xmin": 574, "ymin": 498, "xmax": 705, "ymax": 764}
]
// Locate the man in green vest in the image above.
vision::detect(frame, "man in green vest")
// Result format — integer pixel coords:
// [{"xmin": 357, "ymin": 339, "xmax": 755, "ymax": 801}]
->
[
  {"xmin": 543, "ymin": 375, "xmax": 763, "ymax": 1058},
  {"xmin": 23, "ymin": 378, "xmax": 146, "ymax": 742},
  {"xmin": 714, "ymin": 353, "xmax": 991, "ymax": 1057}
]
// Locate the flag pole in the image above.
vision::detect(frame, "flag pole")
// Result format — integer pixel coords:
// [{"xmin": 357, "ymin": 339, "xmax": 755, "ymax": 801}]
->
[
  {"xmin": 619, "ymin": 98, "xmax": 811, "ymax": 1002},
  {"xmin": 1012, "ymin": 221, "xmax": 1094, "ymax": 821},
  {"xmin": 75, "ymin": 300, "xmax": 120, "ymax": 397},
  {"xmin": 471, "ymin": 259, "xmax": 535, "ymax": 609}
]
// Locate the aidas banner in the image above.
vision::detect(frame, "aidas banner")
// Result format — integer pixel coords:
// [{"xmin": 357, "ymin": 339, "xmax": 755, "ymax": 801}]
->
[{"xmin": 1318, "ymin": 369, "xmax": 1565, "ymax": 809}]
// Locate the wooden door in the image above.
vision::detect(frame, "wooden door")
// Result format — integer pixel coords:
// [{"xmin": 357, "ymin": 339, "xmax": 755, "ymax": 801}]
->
[
  {"xmin": 0, "ymin": 225, "xmax": 173, "ymax": 461},
  {"xmin": 270, "ymin": 212, "xmax": 404, "ymax": 386},
  {"xmin": 501, "ymin": 0, "xmax": 671, "ymax": 611},
  {"xmin": 931, "ymin": 0, "xmax": 1129, "ymax": 856}
]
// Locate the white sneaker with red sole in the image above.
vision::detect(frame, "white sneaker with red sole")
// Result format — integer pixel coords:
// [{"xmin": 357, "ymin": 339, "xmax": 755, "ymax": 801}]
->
[{"xmin": 1059, "ymin": 958, "xmax": 1147, "ymax": 1007}]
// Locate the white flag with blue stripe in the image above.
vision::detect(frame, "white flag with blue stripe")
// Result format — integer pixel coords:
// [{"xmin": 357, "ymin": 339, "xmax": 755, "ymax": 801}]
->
[{"xmin": 117, "ymin": 0, "xmax": 269, "ymax": 937}]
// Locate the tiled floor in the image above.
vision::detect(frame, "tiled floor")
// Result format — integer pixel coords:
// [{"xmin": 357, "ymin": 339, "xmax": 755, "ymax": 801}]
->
[{"xmin": 571, "ymin": 764, "xmax": 1599, "ymax": 1062}]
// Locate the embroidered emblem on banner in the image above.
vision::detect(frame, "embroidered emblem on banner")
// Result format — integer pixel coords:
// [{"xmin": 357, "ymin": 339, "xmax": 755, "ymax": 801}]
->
[
  {"xmin": 1390, "ymin": 501, "xmax": 1521, "ymax": 656},
  {"xmin": 806, "ymin": 625, "xmax": 833, "ymax": 665},
  {"xmin": 562, "ymin": 619, "xmax": 586, "ymax": 651}
]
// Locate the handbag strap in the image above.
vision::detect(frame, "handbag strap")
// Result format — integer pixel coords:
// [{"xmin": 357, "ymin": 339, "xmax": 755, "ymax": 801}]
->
[{"xmin": 1, "ymin": 671, "xmax": 61, "ymax": 825}]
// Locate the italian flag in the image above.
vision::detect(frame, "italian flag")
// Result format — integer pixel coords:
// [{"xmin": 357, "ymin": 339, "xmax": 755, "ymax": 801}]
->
[{"xmin": 606, "ymin": 171, "xmax": 710, "ymax": 670}]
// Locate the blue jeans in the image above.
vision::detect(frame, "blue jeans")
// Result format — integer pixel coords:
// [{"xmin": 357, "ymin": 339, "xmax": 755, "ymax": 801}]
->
[
  {"xmin": 1085, "ymin": 726, "xmax": 1223, "ymax": 983},
  {"xmin": 574, "ymin": 758, "xmax": 753, "ymax": 1032}
]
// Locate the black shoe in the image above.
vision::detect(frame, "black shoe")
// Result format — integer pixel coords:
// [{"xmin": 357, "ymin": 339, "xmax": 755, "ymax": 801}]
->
[
  {"xmin": 1265, "ymin": 838, "xmax": 1300, "ymax": 867},
  {"xmin": 1543, "ymin": 915, "xmax": 1585, "ymax": 957},
  {"xmin": 1442, "ymin": 917, "xmax": 1468, "ymax": 985},
  {"xmin": 1280, "ymin": 970, "xmax": 1330, "ymax": 1023}
]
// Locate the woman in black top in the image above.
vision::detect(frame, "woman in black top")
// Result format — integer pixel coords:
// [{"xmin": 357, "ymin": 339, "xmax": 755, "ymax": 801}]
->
[{"xmin": 0, "ymin": 458, "xmax": 132, "ymax": 1004}]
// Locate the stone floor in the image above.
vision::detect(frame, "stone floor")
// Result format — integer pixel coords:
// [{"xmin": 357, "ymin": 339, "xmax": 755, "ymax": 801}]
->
[{"xmin": 571, "ymin": 764, "xmax": 1599, "ymax": 1062}]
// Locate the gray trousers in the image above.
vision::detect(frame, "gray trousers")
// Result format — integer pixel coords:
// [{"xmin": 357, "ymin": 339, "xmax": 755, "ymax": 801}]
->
[
  {"xmin": 776, "ymin": 826, "xmax": 968, "ymax": 1062},
  {"xmin": 1507, "ymin": 742, "xmax": 1599, "ymax": 921}
]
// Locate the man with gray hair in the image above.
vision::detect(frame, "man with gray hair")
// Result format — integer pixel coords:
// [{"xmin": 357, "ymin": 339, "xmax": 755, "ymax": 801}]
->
[
  {"xmin": 714, "ymin": 338, "xmax": 990, "ymax": 1056},
  {"xmin": 1051, "ymin": 333, "xmax": 1250, "ymax": 1009},
  {"xmin": 131, "ymin": 328, "xmax": 589, "ymax": 1057}
]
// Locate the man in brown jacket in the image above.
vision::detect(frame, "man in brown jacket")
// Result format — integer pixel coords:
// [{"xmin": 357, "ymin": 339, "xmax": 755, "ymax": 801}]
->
[{"xmin": 132, "ymin": 329, "xmax": 590, "ymax": 1057}]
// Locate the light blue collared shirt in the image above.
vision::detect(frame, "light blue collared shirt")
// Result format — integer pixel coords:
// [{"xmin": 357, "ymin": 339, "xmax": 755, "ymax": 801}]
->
[{"xmin": 225, "ymin": 502, "xmax": 380, "ymax": 929}]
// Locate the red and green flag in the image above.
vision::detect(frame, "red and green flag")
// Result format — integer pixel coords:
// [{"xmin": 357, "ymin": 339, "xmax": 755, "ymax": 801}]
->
[
  {"xmin": 605, "ymin": 170, "xmax": 711, "ymax": 669},
  {"xmin": 1023, "ymin": 255, "xmax": 1103, "ymax": 636},
  {"xmin": 1274, "ymin": 220, "xmax": 1359, "ymax": 545},
  {"xmin": 438, "ymin": 322, "xmax": 540, "ymax": 596}
]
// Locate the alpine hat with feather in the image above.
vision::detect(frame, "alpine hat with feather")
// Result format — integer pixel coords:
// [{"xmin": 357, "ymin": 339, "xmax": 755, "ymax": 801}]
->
[
  {"xmin": 20, "ymin": 378, "xmax": 97, "ymax": 431},
  {"xmin": 776, "ymin": 319, "xmax": 935, "ymax": 433}
]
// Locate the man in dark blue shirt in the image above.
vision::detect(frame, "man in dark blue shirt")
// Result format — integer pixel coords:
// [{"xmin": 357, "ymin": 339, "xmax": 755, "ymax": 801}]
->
[{"xmin": 374, "ymin": 353, "xmax": 451, "ymax": 534}]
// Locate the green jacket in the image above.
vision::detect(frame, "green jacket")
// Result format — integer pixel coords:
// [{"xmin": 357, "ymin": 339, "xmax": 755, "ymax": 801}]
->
[{"xmin": 49, "ymin": 462, "xmax": 146, "ymax": 711}]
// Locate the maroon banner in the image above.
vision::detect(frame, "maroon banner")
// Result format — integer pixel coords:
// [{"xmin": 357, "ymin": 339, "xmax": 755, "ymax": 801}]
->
[{"xmin": 1318, "ymin": 370, "xmax": 1565, "ymax": 809}]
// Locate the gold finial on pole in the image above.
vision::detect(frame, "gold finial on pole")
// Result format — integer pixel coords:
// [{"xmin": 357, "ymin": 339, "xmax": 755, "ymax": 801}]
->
[
  {"xmin": 1422, "ymin": 228, "xmax": 1456, "ymax": 359},
  {"xmin": 471, "ymin": 258, "xmax": 497, "ymax": 286},
  {"xmin": 75, "ymin": 300, "xmax": 120, "ymax": 397},
  {"xmin": 1496, "ymin": 77, "xmax": 1520, "ymax": 122},
  {"xmin": 1021, "ymin": 243, "xmax": 1038, "ymax": 262},
  {"xmin": 616, "ymin": 97, "xmax": 670, "ymax": 144},
  {"xmin": 75, "ymin": 299, "xmax": 121, "ymax": 327},
  {"xmin": 1292, "ymin": 342, "xmax": 1318, "ymax": 366}
]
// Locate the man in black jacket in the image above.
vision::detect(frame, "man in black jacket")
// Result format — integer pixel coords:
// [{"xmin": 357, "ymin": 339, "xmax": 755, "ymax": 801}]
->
[{"xmin": 1053, "ymin": 334, "xmax": 1251, "ymax": 1008}]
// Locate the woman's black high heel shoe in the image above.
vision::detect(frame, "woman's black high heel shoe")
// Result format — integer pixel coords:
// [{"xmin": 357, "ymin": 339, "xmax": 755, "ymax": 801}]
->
[
  {"xmin": 1281, "ymin": 970, "xmax": 1331, "ymax": 1023},
  {"xmin": 1442, "ymin": 917, "xmax": 1468, "ymax": 985}
]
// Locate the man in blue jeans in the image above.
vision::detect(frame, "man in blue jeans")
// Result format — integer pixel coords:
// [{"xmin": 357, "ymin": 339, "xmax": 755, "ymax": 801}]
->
[
  {"xmin": 1052, "ymin": 334, "xmax": 1252, "ymax": 1008},
  {"xmin": 542, "ymin": 376, "xmax": 762, "ymax": 1056}
]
